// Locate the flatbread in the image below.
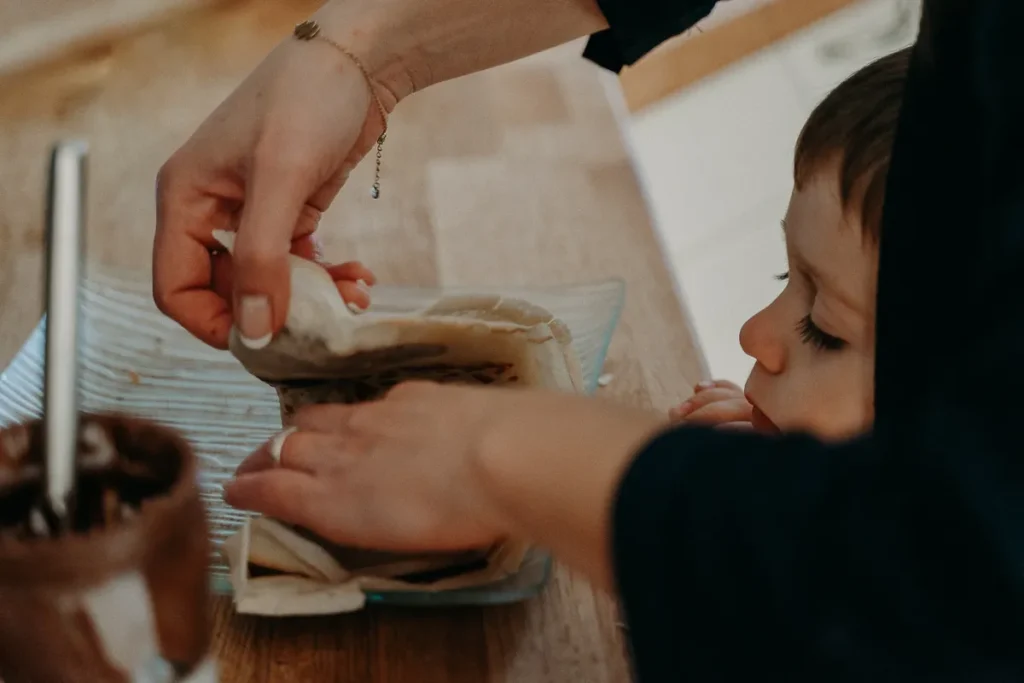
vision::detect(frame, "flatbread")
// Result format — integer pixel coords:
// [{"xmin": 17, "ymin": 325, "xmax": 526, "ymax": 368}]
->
[{"xmin": 212, "ymin": 229, "xmax": 581, "ymax": 615}]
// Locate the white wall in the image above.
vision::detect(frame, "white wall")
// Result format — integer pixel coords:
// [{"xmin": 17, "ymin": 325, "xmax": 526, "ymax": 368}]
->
[{"xmin": 617, "ymin": 0, "xmax": 919, "ymax": 385}]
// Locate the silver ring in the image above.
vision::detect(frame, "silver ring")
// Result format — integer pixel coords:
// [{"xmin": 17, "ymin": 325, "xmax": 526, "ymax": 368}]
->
[{"xmin": 268, "ymin": 427, "xmax": 298, "ymax": 466}]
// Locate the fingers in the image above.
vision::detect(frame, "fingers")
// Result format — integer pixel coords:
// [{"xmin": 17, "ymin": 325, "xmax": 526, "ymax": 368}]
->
[
  {"xmin": 211, "ymin": 238, "xmax": 375, "ymax": 312},
  {"xmin": 326, "ymin": 261, "xmax": 376, "ymax": 286},
  {"xmin": 222, "ymin": 469, "xmax": 324, "ymax": 529},
  {"xmin": 670, "ymin": 386, "xmax": 743, "ymax": 420},
  {"xmin": 235, "ymin": 427, "xmax": 357, "ymax": 477},
  {"xmin": 152, "ymin": 165, "xmax": 234, "ymax": 349},
  {"xmin": 232, "ymin": 443, "xmax": 277, "ymax": 478},
  {"xmin": 693, "ymin": 378, "xmax": 743, "ymax": 394},
  {"xmin": 718, "ymin": 422, "xmax": 755, "ymax": 431},
  {"xmin": 328, "ymin": 262, "xmax": 375, "ymax": 311},
  {"xmin": 231, "ymin": 149, "xmax": 320, "ymax": 348},
  {"xmin": 670, "ymin": 384, "xmax": 752, "ymax": 425},
  {"xmin": 277, "ymin": 431, "xmax": 357, "ymax": 473},
  {"xmin": 684, "ymin": 398, "xmax": 753, "ymax": 426}
]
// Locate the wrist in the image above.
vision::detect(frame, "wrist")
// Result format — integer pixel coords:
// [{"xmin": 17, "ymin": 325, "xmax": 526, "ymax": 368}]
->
[
  {"xmin": 312, "ymin": 0, "xmax": 421, "ymax": 105},
  {"xmin": 465, "ymin": 395, "xmax": 523, "ymax": 542},
  {"xmin": 314, "ymin": 0, "xmax": 609, "ymax": 103}
]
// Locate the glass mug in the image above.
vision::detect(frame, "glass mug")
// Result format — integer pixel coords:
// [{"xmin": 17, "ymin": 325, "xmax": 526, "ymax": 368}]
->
[{"xmin": 0, "ymin": 415, "xmax": 215, "ymax": 683}]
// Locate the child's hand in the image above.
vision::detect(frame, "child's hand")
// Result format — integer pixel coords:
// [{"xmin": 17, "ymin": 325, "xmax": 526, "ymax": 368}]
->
[{"xmin": 669, "ymin": 380, "xmax": 753, "ymax": 430}]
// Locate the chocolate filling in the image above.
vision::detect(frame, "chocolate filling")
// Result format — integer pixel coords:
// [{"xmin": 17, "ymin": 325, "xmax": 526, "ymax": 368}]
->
[
  {"xmin": 0, "ymin": 416, "xmax": 182, "ymax": 539},
  {"xmin": 0, "ymin": 415, "xmax": 212, "ymax": 682},
  {"xmin": 269, "ymin": 361, "xmax": 518, "ymax": 419}
]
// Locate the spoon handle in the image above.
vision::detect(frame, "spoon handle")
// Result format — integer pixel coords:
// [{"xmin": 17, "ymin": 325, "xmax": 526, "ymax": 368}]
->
[{"xmin": 43, "ymin": 140, "xmax": 89, "ymax": 528}]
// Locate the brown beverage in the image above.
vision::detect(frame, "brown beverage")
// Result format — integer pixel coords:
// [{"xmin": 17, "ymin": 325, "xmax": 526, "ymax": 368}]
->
[{"xmin": 0, "ymin": 414, "xmax": 213, "ymax": 682}]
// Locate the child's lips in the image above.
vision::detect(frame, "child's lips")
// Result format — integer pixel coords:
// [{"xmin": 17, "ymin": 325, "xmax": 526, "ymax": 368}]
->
[{"xmin": 747, "ymin": 397, "xmax": 781, "ymax": 434}]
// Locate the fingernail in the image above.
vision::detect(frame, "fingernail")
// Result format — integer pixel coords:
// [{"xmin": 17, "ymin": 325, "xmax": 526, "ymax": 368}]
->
[
  {"xmin": 347, "ymin": 301, "xmax": 365, "ymax": 314},
  {"xmin": 268, "ymin": 427, "xmax": 297, "ymax": 465},
  {"xmin": 356, "ymin": 278, "xmax": 372, "ymax": 293},
  {"xmin": 238, "ymin": 295, "xmax": 273, "ymax": 349},
  {"xmin": 673, "ymin": 400, "xmax": 694, "ymax": 418},
  {"xmin": 696, "ymin": 381, "xmax": 714, "ymax": 391}
]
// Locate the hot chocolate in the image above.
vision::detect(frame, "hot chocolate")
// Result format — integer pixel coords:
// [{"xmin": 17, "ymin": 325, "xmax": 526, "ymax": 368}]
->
[{"xmin": 0, "ymin": 414, "xmax": 213, "ymax": 682}]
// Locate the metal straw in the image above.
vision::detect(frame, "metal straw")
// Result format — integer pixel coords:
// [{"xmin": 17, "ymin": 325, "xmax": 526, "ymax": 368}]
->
[{"xmin": 42, "ymin": 140, "xmax": 88, "ymax": 529}]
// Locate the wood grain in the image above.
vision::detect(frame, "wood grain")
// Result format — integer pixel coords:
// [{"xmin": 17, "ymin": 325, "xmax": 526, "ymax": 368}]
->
[
  {"xmin": 619, "ymin": 0, "xmax": 861, "ymax": 113},
  {"xmin": 0, "ymin": 1, "xmax": 706, "ymax": 680},
  {"xmin": 0, "ymin": 0, "xmax": 229, "ymax": 78}
]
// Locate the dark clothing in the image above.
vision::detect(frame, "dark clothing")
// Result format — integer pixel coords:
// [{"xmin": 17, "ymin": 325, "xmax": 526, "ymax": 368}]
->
[{"xmin": 591, "ymin": 1, "xmax": 1024, "ymax": 680}]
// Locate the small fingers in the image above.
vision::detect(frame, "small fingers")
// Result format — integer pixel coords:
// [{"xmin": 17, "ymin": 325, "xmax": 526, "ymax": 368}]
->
[
  {"xmin": 693, "ymin": 378, "xmax": 743, "ymax": 394},
  {"xmin": 670, "ymin": 386, "xmax": 746, "ymax": 421},
  {"xmin": 717, "ymin": 421, "xmax": 755, "ymax": 431},
  {"xmin": 684, "ymin": 398, "xmax": 753, "ymax": 426}
]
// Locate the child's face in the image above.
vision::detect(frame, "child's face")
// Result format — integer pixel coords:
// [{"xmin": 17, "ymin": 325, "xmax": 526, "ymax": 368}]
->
[{"xmin": 741, "ymin": 169, "xmax": 878, "ymax": 440}]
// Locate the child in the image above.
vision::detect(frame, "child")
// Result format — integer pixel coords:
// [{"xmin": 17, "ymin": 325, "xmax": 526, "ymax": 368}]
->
[{"xmin": 670, "ymin": 48, "xmax": 910, "ymax": 441}]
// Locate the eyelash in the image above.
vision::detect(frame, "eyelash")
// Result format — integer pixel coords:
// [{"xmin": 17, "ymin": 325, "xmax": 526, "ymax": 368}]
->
[
  {"xmin": 798, "ymin": 315, "xmax": 847, "ymax": 351},
  {"xmin": 773, "ymin": 272, "xmax": 847, "ymax": 351}
]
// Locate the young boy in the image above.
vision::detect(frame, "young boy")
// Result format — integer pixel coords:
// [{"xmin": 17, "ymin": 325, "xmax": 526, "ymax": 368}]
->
[{"xmin": 670, "ymin": 47, "xmax": 910, "ymax": 441}]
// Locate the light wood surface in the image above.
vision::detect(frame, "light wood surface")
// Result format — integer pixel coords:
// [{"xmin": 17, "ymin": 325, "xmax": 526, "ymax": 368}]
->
[
  {"xmin": 619, "ymin": 0, "xmax": 861, "ymax": 113},
  {"xmin": 0, "ymin": 0, "xmax": 226, "ymax": 78},
  {"xmin": 0, "ymin": 1, "xmax": 706, "ymax": 680}
]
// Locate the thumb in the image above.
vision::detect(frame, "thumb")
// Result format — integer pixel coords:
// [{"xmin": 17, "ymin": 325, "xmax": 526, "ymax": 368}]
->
[{"xmin": 231, "ymin": 152, "xmax": 313, "ymax": 349}]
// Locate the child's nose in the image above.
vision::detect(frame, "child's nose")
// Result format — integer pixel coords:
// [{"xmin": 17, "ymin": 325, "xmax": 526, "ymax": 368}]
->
[{"xmin": 739, "ymin": 308, "xmax": 786, "ymax": 374}]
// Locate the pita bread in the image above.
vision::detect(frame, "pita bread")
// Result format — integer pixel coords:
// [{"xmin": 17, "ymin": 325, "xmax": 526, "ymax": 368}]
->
[
  {"xmin": 212, "ymin": 229, "xmax": 581, "ymax": 614},
  {"xmin": 221, "ymin": 517, "xmax": 531, "ymax": 615}
]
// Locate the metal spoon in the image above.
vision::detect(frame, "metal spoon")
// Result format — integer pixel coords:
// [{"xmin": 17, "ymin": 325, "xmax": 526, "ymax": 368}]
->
[{"xmin": 42, "ymin": 140, "xmax": 89, "ymax": 531}]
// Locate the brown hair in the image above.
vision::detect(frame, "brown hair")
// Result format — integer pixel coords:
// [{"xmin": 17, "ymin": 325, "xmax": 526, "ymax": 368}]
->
[{"xmin": 793, "ymin": 47, "xmax": 911, "ymax": 244}]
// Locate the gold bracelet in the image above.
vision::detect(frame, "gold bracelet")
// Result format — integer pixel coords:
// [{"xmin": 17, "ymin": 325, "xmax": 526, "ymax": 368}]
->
[{"xmin": 294, "ymin": 19, "xmax": 388, "ymax": 199}]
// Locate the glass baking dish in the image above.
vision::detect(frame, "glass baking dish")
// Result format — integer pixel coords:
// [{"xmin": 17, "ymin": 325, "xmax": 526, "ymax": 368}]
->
[{"xmin": 0, "ymin": 268, "xmax": 624, "ymax": 606}]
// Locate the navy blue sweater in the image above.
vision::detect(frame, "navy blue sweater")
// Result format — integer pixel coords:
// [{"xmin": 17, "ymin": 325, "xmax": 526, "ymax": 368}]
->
[{"xmin": 589, "ymin": 1, "xmax": 1024, "ymax": 680}]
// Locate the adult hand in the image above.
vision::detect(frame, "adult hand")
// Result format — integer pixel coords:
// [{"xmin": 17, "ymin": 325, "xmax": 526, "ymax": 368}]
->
[
  {"xmin": 152, "ymin": 5, "xmax": 396, "ymax": 349},
  {"xmin": 151, "ymin": 0, "xmax": 615, "ymax": 349},
  {"xmin": 223, "ymin": 382, "xmax": 664, "ymax": 587},
  {"xmin": 669, "ymin": 379, "xmax": 753, "ymax": 429}
]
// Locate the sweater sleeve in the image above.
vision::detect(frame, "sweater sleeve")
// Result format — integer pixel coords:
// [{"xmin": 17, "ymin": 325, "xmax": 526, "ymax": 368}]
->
[
  {"xmin": 583, "ymin": 0, "xmax": 720, "ymax": 72},
  {"xmin": 611, "ymin": 2, "xmax": 1024, "ymax": 680}
]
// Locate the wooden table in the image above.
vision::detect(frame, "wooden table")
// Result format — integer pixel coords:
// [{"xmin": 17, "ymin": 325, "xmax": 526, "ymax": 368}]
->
[{"xmin": 0, "ymin": 1, "xmax": 707, "ymax": 680}]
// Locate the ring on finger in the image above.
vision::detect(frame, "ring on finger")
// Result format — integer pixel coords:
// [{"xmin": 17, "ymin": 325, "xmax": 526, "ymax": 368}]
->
[{"xmin": 268, "ymin": 426, "xmax": 298, "ymax": 466}]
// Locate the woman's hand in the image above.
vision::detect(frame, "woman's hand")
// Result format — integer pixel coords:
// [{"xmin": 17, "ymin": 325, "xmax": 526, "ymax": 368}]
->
[
  {"xmin": 226, "ymin": 382, "xmax": 509, "ymax": 553},
  {"xmin": 223, "ymin": 382, "xmax": 664, "ymax": 588},
  {"xmin": 152, "ymin": 4, "xmax": 396, "ymax": 349},
  {"xmin": 669, "ymin": 379, "xmax": 753, "ymax": 430},
  {"xmin": 151, "ymin": 0, "xmax": 609, "ymax": 349}
]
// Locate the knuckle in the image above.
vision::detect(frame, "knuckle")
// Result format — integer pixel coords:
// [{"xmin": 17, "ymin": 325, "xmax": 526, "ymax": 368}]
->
[
  {"xmin": 691, "ymin": 389, "xmax": 726, "ymax": 408},
  {"xmin": 346, "ymin": 402, "xmax": 385, "ymax": 434},
  {"xmin": 293, "ymin": 404, "xmax": 344, "ymax": 432},
  {"xmin": 155, "ymin": 157, "xmax": 178, "ymax": 194},
  {"xmin": 387, "ymin": 380, "xmax": 435, "ymax": 400},
  {"xmin": 152, "ymin": 285, "xmax": 171, "ymax": 315},
  {"xmin": 232, "ymin": 238, "xmax": 285, "ymax": 274},
  {"xmin": 155, "ymin": 153, "xmax": 191, "ymax": 205}
]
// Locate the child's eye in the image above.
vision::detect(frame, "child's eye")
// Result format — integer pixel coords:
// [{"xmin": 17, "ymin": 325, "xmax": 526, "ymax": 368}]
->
[
  {"xmin": 774, "ymin": 271, "xmax": 789, "ymax": 281},
  {"xmin": 797, "ymin": 315, "xmax": 847, "ymax": 351}
]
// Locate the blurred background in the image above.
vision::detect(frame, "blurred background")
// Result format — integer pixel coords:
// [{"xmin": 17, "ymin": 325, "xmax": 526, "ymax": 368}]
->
[{"xmin": 0, "ymin": 0, "xmax": 920, "ymax": 398}]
